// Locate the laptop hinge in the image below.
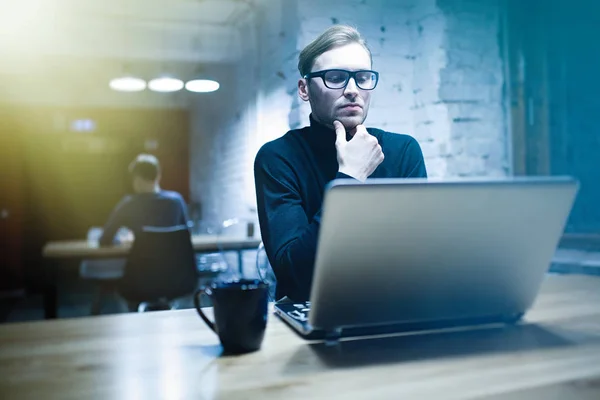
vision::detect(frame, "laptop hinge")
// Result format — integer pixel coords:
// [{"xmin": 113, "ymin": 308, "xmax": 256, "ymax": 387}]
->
[{"xmin": 324, "ymin": 328, "xmax": 342, "ymax": 346}]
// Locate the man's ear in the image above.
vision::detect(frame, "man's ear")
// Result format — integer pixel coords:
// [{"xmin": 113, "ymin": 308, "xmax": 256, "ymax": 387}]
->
[{"xmin": 298, "ymin": 78, "xmax": 310, "ymax": 102}]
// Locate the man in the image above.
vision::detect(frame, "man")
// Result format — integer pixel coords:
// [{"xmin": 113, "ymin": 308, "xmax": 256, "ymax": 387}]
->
[
  {"xmin": 254, "ymin": 25, "xmax": 427, "ymax": 301},
  {"xmin": 98, "ymin": 153, "xmax": 191, "ymax": 246}
]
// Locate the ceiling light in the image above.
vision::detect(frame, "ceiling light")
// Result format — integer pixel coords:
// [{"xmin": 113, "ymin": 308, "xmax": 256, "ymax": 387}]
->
[
  {"xmin": 185, "ymin": 79, "xmax": 220, "ymax": 93},
  {"xmin": 148, "ymin": 76, "xmax": 184, "ymax": 93},
  {"xmin": 109, "ymin": 76, "xmax": 146, "ymax": 92}
]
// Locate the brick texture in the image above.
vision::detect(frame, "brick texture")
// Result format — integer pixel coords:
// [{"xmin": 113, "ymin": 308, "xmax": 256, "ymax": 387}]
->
[{"xmin": 189, "ymin": 0, "xmax": 510, "ymax": 272}]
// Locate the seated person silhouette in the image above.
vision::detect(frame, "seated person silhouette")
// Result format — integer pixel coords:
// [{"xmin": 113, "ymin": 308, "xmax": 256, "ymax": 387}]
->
[
  {"xmin": 83, "ymin": 154, "xmax": 191, "ymax": 314},
  {"xmin": 99, "ymin": 153, "xmax": 192, "ymax": 245}
]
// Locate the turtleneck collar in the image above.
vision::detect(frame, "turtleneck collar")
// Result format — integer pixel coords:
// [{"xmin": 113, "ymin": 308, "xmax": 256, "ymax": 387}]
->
[{"xmin": 305, "ymin": 114, "xmax": 353, "ymax": 151}]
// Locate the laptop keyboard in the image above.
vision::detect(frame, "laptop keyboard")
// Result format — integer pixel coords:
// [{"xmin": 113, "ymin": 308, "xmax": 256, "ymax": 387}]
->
[{"xmin": 285, "ymin": 301, "xmax": 311, "ymax": 322}]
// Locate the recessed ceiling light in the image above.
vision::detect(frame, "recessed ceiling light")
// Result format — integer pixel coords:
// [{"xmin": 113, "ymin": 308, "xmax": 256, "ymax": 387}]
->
[
  {"xmin": 185, "ymin": 79, "xmax": 220, "ymax": 93},
  {"xmin": 109, "ymin": 76, "xmax": 146, "ymax": 92},
  {"xmin": 148, "ymin": 76, "xmax": 184, "ymax": 93}
]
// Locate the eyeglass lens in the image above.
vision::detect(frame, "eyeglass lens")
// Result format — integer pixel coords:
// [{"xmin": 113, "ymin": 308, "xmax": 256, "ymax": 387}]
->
[{"xmin": 323, "ymin": 70, "xmax": 377, "ymax": 90}]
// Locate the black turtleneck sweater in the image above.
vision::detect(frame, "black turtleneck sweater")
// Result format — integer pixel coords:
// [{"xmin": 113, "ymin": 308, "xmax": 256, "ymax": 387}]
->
[{"xmin": 254, "ymin": 116, "xmax": 427, "ymax": 301}]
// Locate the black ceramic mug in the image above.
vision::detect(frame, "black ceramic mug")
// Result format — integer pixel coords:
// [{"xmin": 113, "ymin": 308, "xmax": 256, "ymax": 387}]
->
[{"xmin": 194, "ymin": 279, "xmax": 269, "ymax": 354}]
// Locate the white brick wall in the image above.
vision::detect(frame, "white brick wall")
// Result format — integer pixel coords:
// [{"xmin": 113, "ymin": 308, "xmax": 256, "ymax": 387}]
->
[
  {"xmin": 190, "ymin": 0, "xmax": 510, "ymax": 250},
  {"xmin": 438, "ymin": 0, "xmax": 509, "ymax": 177},
  {"xmin": 409, "ymin": 0, "xmax": 452, "ymax": 176}
]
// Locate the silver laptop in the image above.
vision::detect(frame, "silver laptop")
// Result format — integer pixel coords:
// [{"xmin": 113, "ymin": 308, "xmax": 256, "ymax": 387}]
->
[{"xmin": 274, "ymin": 176, "xmax": 579, "ymax": 341}]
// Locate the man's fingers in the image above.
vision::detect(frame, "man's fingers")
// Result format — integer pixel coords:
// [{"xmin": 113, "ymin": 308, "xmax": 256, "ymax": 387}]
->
[
  {"xmin": 354, "ymin": 125, "xmax": 368, "ymax": 137},
  {"xmin": 333, "ymin": 120, "xmax": 347, "ymax": 145}
]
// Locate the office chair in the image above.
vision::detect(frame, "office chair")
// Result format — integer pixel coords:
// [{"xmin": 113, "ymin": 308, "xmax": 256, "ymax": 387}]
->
[{"xmin": 117, "ymin": 225, "xmax": 198, "ymax": 312}]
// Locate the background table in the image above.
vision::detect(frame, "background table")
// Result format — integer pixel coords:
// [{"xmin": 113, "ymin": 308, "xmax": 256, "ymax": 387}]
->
[
  {"xmin": 42, "ymin": 235, "xmax": 262, "ymax": 259},
  {"xmin": 1, "ymin": 275, "xmax": 600, "ymax": 399},
  {"xmin": 41, "ymin": 235, "xmax": 262, "ymax": 319}
]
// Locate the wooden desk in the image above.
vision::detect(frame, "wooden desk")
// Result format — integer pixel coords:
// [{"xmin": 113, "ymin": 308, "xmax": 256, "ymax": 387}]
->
[
  {"xmin": 2, "ymin": 275, "xmax": 600, "ymax": 399},
  {"xmin": 41, "ymin": 235, "xmax": 262, "ymax": 320}
]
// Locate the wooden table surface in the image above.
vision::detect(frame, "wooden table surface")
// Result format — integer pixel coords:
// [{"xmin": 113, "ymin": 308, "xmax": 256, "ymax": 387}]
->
[
  {"xmin": 2, "ymin": 275, "xmax": 600, "ymax": 399},
  {"xmin": 42, "ymin": 235, "xmax": 262, "ymax": 259}
]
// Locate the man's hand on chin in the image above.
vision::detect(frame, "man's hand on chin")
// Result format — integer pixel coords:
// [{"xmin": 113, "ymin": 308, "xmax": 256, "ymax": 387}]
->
[{"xmin": 334, "ymin": 120, "xmax": 384, "ymax": 182}]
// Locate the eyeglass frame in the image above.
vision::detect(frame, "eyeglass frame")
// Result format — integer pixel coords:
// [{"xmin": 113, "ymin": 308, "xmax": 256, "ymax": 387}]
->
[{"xmin": 303, "ymin": 69, "xmax": 380, "ymax": 90}]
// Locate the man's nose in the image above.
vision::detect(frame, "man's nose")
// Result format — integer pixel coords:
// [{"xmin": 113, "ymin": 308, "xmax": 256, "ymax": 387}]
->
[{"xmin": 343, "ymin": 77, "xmax": 359, "ymax": 98}]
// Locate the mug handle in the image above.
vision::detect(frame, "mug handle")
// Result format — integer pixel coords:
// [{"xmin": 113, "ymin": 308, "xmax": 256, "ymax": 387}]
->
[{"xmin": 194, "ymin": 287, "xmax": 216, "ymax": 333}]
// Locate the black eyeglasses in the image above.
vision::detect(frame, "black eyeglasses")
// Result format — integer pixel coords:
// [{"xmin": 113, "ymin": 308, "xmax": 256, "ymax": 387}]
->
[{"xmin": 304, "ymin": 69, "xmax": 379, "ymax": 90}]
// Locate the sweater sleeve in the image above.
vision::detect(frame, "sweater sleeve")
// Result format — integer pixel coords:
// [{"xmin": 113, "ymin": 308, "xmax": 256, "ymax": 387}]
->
[
  {"xmin": 98, "ymin": 197, "xmax": 131, "ymax": 246},
  {"xmin": 400, "ymin": 136, "xmax": 428, "ymax": 178},
  {"xmin": 254, "ymin": 145, "xmax": 351, "ymax": 300}
]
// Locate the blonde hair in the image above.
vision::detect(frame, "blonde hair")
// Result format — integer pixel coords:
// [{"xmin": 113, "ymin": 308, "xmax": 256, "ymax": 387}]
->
[{"xmin": 298, "ymin": 25, "xmax": 372, "ymax": 76}]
